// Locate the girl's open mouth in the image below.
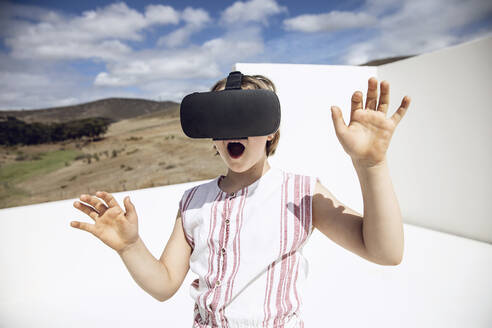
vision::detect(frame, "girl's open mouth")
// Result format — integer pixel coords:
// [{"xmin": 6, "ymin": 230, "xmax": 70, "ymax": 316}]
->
[{"xmin": 227, "ymin": 142, "xmax": 245, "ymax": 159}]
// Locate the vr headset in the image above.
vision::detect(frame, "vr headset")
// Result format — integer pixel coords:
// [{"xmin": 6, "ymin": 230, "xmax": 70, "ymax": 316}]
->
[{"xmin": 180, "ymin": 71, "xmax": 281, "ymax": 140}]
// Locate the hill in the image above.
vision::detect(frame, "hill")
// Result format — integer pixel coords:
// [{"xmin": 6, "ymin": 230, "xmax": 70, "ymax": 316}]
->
[
  {"xmin": 0, "ymin": 110, "xmax": 226, "ymax": 209},
  {"xmin": 0, "ymin": 96, "xmax": 222, "ymax": 209},
  {"xmin": 0, "ymin": 98, "xmax": 180, "ymax": 123},
  {"xmin": 359, "ymin": 55, "xmax": 416, "ymax": 66}
]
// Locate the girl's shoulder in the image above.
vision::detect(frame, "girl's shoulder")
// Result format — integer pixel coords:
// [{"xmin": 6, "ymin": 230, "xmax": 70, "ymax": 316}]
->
[
  {"xmin": 266, "ymin": 167, "xmax": 318, "ymax": 194},
  {"xmin": 276, "ymin": 167, "xmax": 318, "ymax": 180},
  {"xmin": 179, "ymin": 177, "xmax": 220, "ymax": 207}
]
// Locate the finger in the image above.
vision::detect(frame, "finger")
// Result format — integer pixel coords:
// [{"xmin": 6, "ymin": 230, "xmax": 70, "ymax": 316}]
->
[
  {"xmin": 123, "ymin": 196, "xmax": 138, "ymax": 224},
  {"xmin": 390, "ymin": 96, "xmax": 411, "ymax": 126},
  {"xmin": 350, "ymin": 91, "xmax": 363, "ymax": 122},
  {"xmin": 377, "ymin": 80, "xmax": 390, "ymax": 114},
  {"xmin": 79, "ymin": 194, "xmax": 108, "ymax": 214},
  {"xmin": 331, "ymin": 106, "xmax": 348, "ymax": 137},
  {"xmin": 73, "ymin": 201, "xmax": 99, "ymax": 221},
  {"xmin": 70, "ymin": 220, "xmax": 96, "ymax": 234},
  {"xmin": 95, "ymin": 191, "xmax": 120, "ymax": 209},
  {"xmin": 365, "ymin": 77, "xmax": 378, "ymax": 110}
]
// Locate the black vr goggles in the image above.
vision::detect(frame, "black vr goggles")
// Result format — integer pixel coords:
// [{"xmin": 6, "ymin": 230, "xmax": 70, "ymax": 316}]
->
[{"xmin": 180, "ymin": 71, "xmax": 281, "ymax": 140}]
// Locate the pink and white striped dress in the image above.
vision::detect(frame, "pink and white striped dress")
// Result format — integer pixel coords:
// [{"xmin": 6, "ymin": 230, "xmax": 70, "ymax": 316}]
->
[{"xmin": 179, "ymin": 166, "xmax": 317, "ymax": 328}]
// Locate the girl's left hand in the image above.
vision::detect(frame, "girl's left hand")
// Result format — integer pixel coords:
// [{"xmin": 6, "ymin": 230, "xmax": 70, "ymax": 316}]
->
[{"xmin": 330, "ymin": 77, "xmax": 411, "ymax": 168}]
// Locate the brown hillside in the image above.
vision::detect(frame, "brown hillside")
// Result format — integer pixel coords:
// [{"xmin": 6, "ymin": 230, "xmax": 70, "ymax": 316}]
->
[
  {"xmin": 0, "ymin": 98, "xmax": 179, "ymax": 123},
  {"xmin": 0, "ymin": 110, "xmax": 227, "ymax": 209},
  {"xmin": 359, "ymin": 55, "xmax": 416, "ymax": 66}
]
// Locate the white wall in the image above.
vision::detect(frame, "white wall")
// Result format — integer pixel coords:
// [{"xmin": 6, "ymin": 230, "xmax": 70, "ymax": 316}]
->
[
  {"xmin": 237, "ymin": 36, "xmax": 492, "ymax": 245},
  {"xmin": 235, "ymin": 62, "xmax": 377, "ymax": 225},
  {"xmin": 377, "ymin": 36, "xmax": 492, "ymax": 244},
  {"xmin": 1, "ymin": 37, "xmax": 492, "ymax": 327}
]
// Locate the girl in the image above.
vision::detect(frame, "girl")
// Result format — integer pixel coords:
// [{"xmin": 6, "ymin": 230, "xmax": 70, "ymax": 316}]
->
[{"xmin": 70, "ymin": 74, "xmax": 411, "ymax": 327}]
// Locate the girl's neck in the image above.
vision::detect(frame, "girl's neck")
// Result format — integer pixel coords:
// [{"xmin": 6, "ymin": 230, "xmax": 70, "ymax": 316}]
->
[{"xmin": 221, "ymin": 159, "xmax": 271, "ymax": 193}]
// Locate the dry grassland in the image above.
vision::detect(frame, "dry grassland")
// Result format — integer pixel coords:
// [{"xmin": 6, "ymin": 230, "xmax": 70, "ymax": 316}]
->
[{"xmin": 0, "ymin": 111, "xmax": 226, "ymax": 209}]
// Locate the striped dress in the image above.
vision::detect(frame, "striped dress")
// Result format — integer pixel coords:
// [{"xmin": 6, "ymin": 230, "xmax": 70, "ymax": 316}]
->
[{"xmin": 179, "ymin": 166, "xmax": 317, "ymax": 328}]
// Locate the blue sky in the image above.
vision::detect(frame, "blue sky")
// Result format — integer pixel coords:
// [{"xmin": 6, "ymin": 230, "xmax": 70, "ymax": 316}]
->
[{"xmin": 1, "ymin": 0, "xmax": 491, "ymax": 110}]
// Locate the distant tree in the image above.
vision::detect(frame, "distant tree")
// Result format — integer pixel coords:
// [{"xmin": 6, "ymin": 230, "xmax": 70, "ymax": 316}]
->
[
  {"xmin": 0, "ymin": 116, "xmax": 27, "ymax": 145},
  {"xmin": 0, "ymin": 116, "xmax": 113, "ymax": 145}
]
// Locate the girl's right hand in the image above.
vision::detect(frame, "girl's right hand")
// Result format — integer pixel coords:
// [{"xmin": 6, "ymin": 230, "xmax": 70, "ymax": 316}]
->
[{"xmin": 71, "ymin": 191, "xmax": 139, "ymax": 254}]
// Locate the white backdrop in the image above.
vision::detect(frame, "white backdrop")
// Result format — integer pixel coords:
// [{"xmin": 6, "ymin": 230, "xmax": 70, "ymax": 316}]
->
[
  {"xmin": 235, "ymin": 62, "xmax": 377, "ymax": 222},
  {"xmin": 377, "ymin": 36, "xmax": 492, "ymax": 244},
  {"xmin": 1, "ymin": 36, "xmax": 492, "ymax": 327}
]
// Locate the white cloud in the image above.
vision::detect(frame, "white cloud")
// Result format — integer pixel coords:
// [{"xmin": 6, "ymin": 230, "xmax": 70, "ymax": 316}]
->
[
  {"xmin": 277, "ymin": 0, "xmax": 492, "ymax": 65},
  {"xmin": 140, "ymin": 80, "xmax": 212, "ymax": 102},
  {"xmin": 52, "ymin": 97, "xmax": 80, "ymax": 107},
  {"xmin": 203, "ymin": 36, "xmax": 264, "ymax": 60},
  {"xmin": 344, "ymin": 0, "xmax": 492, "ymax": 64},
  {"xmin": 158, "ymin": 7, "xmax": 212, "ymax": 48},
  {"xmin": 2, "ymin": 0, "xmax": 490, "ymax": 110},
  {"xmin": 93, "ymin": 72, "xmax": 136, "ymax": 87},
  {"xmin": 220, "ymin": 0, "xmax": 287, "ymax": 26},
  {"xmin": 95, "ymin": 28, "xmax": 264, "ymax": 87},
  {"xmin": 159, "ymin": 28, "xmax": 192, "ymax": 48},
  {"xmin": 33, "ymin": 39, "xmax": 132, "ymax": 61},
  {"xmin": 3, "ymin": 2, "xmax": 180, "ymax": 61},
  {"xmin": 145, "ymin": 4, "xmax": 180, "ymax": 25},
  {"xmin": 0, "ymin": 67, "xmax": 83, "ymax": 110},
  {"xmin": 0, "ymin": 2, "xmax": 268, "ymax": 109},
  {"xmin": 182, "ymin": 6, "xmax": 212, "ymax": 27},
  {"xmin": 283, "ymin": 11, "xmax": 377, "ymax": 33},
  {"xmin": 364, "ymin": 0, "xmax": 402, "ymax": 15},
  {"xmin": 0, "ymin": 61, "xmax": 145, "ymax": 109},
  {"xmin": 94, "ymin": 48, "xmax": 219, "ymax": 86}
]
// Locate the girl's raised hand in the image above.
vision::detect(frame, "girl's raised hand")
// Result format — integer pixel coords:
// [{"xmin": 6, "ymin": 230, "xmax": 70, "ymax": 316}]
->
[
  {"xmin": 70, "ymin": 191, "xmax": 139, "ymax": 253},
  {"xmin": 330, "ymin": 77, "xmax": 411, "ymax": 168}
]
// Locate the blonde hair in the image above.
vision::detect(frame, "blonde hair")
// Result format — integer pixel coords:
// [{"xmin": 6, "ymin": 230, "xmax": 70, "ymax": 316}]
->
[{"xmin": 211, "ymin": 74, "xmax": 280, "ymax": 157}]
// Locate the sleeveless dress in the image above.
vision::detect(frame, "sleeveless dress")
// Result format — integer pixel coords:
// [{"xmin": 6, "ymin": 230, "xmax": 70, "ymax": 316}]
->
[{"xmin": 179, "ymin": 166, "xmax": 318, "ymax": 328}]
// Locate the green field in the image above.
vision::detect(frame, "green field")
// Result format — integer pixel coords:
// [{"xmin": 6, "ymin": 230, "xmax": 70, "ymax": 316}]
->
[{"xmin": 0, "ymin": 149, "xmax": 82, "ymax": 183}]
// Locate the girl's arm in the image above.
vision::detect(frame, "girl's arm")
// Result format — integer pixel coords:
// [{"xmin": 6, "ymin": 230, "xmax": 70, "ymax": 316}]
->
[
  {"xmin": 312, "ymin": 160, "xmax": 403, "ymax": 265},
  {"xmin": 71, "ymin": 192, "xmax": 191, "ymax": 301},
  {"xmin": 118, "ymin": 209, "xmax": 191, "ymax": 302},
  {"xmin": 313, "ymin": 77, "xmax": 409, "ymax": 265},
  {"xmin": 118, "ymin": 236, "xmax": 175, "ymax": 301},
  {"xmin": 353, "ymin": 158, "xmax": 403, "ymax": 265}
]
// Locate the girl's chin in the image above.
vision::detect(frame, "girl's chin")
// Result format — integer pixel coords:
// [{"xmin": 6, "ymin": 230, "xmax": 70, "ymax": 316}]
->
[
  {"xmin": 227, "ymin": 161, "xmax": 246, "ymax": 169},
  {"xmin": 226, "ymin": 158, "xmax": 267, "ymax": 173},
  {"xmin": 226, "ymin": 161, "xmax": 250, "ymax": 172}
]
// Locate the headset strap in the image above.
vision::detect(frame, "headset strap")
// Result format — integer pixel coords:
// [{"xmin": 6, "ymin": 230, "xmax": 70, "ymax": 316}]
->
[
  {"xmin": 213, "ymin": 70, "xmax": 247, "ymax": 139},
  {"xmin": 225, "ymin": 71, "xmax": 243, "ymax": 90}
]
